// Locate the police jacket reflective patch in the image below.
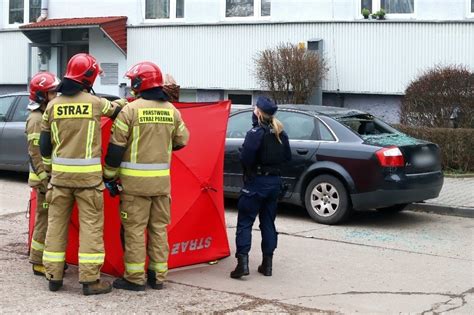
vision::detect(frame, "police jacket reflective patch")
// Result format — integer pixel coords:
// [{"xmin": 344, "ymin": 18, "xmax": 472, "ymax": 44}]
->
[
  {"xmin": 104, "ymin": 99, "xmax": 189, "ymax": 196},
  {"xmin": 40, "ymin": 91, "xmax": 124, "ymax": 188}
]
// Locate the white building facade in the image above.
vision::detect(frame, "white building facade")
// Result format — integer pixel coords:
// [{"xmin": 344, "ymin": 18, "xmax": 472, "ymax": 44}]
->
[{"xmin": 1, "ymin": 0, "xmax": 473, "ymax": 122}]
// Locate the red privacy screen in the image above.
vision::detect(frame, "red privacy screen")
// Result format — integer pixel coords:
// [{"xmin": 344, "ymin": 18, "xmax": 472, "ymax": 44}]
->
[{"xmin": 28, "ymin": 101, "xmax": 231, "ymax": 276}]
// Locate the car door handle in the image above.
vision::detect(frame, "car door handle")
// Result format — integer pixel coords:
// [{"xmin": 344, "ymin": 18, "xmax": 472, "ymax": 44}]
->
[{"xmin": 296, "ymin": 149, "xmax": 309, "ymax": 155}]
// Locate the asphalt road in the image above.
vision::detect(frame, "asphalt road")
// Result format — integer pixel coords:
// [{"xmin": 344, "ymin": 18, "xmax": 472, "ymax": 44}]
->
[{"xmin": 0, "ymin": 170, "xmax": 473, "ymax": 314}]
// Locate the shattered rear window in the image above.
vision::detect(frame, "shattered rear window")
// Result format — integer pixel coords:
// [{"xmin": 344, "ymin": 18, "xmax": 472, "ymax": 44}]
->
[
  {"xmin": 336, "ymin": 114, "xmax": 399, "ymax": 136},
  {"xmin": 336, "ymin": 114, "xmax": 424, "ymax": 146}
]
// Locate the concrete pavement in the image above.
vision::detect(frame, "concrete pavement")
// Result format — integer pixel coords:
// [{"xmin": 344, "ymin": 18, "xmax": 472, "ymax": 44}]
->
[
  {"xmin": 410, "ymin": 177, "xmax": 474, "ymax": 217},
  {"xmin": 0, "ymin": 172, "xmax": 473, "ymax": 313}
]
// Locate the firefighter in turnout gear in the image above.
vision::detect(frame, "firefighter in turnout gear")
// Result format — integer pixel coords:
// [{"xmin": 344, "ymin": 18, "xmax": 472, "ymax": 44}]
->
[
  {"xmin": 104, "ymin": 61, "xmax": 189, "ymax": 291},
  {"xmin": 230, "ymin": 97, "xmax": 291, "ymax": 279},
  {"xmin": 39, "ymin": 53, "xmax": 127, "ymax": 295},
  {"xmin": 27, "ymin": 71, "xmax": 60, "ymax": 276}
]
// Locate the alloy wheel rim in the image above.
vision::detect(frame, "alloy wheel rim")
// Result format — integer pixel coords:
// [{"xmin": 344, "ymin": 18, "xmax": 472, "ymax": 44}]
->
[{"xmin": 310, "ymin": 182, "xmax": 340, "ymax": 217}]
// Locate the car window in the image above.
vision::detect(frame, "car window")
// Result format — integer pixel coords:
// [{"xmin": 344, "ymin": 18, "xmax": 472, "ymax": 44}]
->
[
  {"xmin": 317, "ymin": 120, "xmax": 336, "ymax": 141},
  {"xmin": 0, "ymin": 96, "xmax": 16, "ymax": 122},
  {"xmin": 227, "ymin": 111, "xmax": 253, "ymax": 138},
  {"xmin": 11, "ymin": 96, "xmax": 30, "ymax": 122},
  {"xmin": 277, "ymin": 111, "xmax": 317, "ymax": 140},
  {"xmin": 337, "ymin": 114, "xmax": 398, "ymax": 136}
]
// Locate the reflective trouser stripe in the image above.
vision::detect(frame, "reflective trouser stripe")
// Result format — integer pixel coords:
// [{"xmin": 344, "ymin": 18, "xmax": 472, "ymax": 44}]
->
[
  {"xmin": 31, "ymin": 239, "xmax": 44, "ymax": 252},
  {"xmin": 85, "ymin": 120, "xmax": 95, "ymax": 159},
  {"xmin": 78, "ymin": 253, "xmax": 105, "ymax": 264},
  {"xmin": 125, "ymin": 262, "xmax": 145, "ymax": 273},
  {"xmin": 29, "ymin": 171, "xmax": 47, "ymax": 181},
  {"xmin": 120, "ymin": 168, "xmax": 170, "ymax": 177},
  {"xmin": 131, "ymin": 126, "xmax": 140, "ymax": 163},
  {"xmin": 43, "ymin": 251, "xmax": 65, "ymax": 262},
  {"xmin": 52, "ymin": 164, "xmax": 102, "ymax": 173},
  {"xmin": 149, "ymin": 262, "xmax": 168, "ymax": 273},
  {"xmin": 51, "ymin": 122, "xmax": 60, "ymax": 157},
  {"xmin": 114, "ymin": 119, "xmax": 129, "ymax": 133}
]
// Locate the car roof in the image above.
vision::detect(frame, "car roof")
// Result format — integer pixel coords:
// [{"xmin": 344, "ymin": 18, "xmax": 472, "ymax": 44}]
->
[{"xmin": 231, "ymin": 104, "xmax": 366, "ymax": 118}]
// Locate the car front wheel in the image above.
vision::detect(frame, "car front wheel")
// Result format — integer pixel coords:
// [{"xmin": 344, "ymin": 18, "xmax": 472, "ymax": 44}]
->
[{"xmin": 304, "ymin": 175, "xmax": 352, "ymax": 225}]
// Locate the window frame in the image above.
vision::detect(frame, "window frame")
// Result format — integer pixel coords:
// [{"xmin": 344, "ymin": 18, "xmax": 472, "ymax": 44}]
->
[
  {"xmin": 0, "ymin": 95, "xmax": 18, "ymax": 122},
  {"xmin": 10, "ymin": 95, "xmax": 30, "ymax": 123},
  {"xmin": 142, "ymin": 0, "xmax": 185, "ymax": 23},
  {"xmin": 223, "ymin": 0, "xmax": 271, "ymax": 21},
  {"xmin": 4, "ymin": 0, "xmax": 31, "ymax": 28},
  {"xmin": 225, "ymin": 91, "xmax": 254, "ymax": 105},
  {"xmin": 467, "ymin": 0, "xmax": 474, "ymax": 18},
  {"xmin": 357, "ymin": 0, "xmax": 416, "ymax": 19}
]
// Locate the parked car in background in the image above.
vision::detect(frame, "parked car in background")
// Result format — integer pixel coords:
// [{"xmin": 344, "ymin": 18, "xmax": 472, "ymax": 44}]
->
[
  {"xmin": 224, "ymin": 105, "xmax": 444, "ymax": 224},
  {"xmin": 0, "ymin": 92, "xmax": 119, "ymax": 172}
]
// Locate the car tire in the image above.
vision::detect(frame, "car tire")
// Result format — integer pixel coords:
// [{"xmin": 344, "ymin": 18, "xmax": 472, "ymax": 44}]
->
[
  {"xmin": 377, "ymin": 203, "xmax": 409, "ymax": 213},
  {"xmin": 304, "ymin": 175, "xmax": 352, "ymax": 225}
]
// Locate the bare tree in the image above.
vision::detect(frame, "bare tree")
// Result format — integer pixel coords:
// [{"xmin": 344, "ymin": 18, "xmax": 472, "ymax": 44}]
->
[{"xmin": 254, "ymin": 43, "xmax": 328, "ymax": 104}]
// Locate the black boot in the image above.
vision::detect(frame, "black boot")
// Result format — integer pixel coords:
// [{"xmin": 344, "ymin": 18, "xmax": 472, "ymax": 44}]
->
[
  {"xmin": 257, "ymin": 255, "xmax": 272, "ymax": 276},
  {"xmin": 112, "ymin": 278, "xmax": 145, "ymax": 292},
  {"xmin": 147, "ymin": 269, "xmax": 164, "ymax": 290},
  {"xmin": 48, "ymin": 280, "xmax": 63, "ymax": 292},
  {"xmin": 230, "ymin": 254, "xmax": 249, "ymax": 279}
]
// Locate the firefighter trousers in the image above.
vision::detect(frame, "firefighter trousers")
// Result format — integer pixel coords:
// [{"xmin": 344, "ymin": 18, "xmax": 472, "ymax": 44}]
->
[
  {"xmin": 29, "ymin": 189, "xmax": 48, "ymax": 265},
  {"xmin": 120, "ymin": 193, "xmax": 171, "ymax": 285},
  {"xmin": 43, "ymin": 185, "xmax": 105, "ymax": 283}
]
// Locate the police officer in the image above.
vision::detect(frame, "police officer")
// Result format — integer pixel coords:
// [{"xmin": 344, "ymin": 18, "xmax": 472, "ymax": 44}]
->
[
  {"xmin": 103, "ymin": 61, "xmax": 189, "ymax": 291},
  {"xmin": 230, "ymin": 97, "xmax": 291, "ymax": 279},
  {"xmin": 26, "ymin": 71, "xmax": 60, "ymax": 276},
  {"xmin": 39, "ymin": 53, "xmax": 126, "ymax": 295}
]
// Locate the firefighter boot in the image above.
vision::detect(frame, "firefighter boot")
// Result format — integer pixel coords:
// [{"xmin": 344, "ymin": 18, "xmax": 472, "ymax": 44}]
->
[
  {"xmin": 82, "ymin": 280, "xmax": 112, "ymax": 296},
  {"xmin": 147, "ymin": 269, "xmax": 164, "ymax": 290},
  {"xmin": 32, "ymin": 264, "xmax": 45, "ymax": 276},
  {"xmin": 257, "ymin": 255, "xmax": 273, "ymax": 276},
  {"xmin": 48, "ymin": 280, "xmax": 63, "ymax": 292},
  {"xmin": 113, "ymin": 278, "xmax": 146, "ymax": 291},
  {"xmin": 230, "ymin": 254, "xmax": 249, "ymax": 279}
]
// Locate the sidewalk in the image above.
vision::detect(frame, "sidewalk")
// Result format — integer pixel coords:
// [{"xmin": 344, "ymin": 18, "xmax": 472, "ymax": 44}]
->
[{"xmin": 408, "ymin": 177, "xmax": 474, "ymax": 218}]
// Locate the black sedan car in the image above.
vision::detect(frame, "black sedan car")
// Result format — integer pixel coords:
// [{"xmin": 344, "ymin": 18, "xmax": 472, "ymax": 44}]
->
[{"xmin": 224, "ymin": 105, "xmax": 444, "ymax": 224}]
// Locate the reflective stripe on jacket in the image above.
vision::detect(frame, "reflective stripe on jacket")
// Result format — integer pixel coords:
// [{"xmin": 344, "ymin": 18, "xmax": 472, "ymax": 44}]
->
[{"xmin": 104, "ymin": 99, "xmax": 189, "ymax": 196}]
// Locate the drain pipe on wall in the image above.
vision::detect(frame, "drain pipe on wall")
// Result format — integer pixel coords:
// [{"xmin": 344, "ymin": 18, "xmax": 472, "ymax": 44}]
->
[{"xmin": 36, "ymin": 0, "xmax": 48, "ymax": 22}]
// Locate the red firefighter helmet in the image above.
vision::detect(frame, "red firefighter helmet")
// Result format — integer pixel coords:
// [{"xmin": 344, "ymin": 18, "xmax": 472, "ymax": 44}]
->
[
  {"xmin": 125, "ymin": 61, "xmax": 163, "ymax": 93},
  {"xmin": 64, "ymin": 53, "xmax": 102, "ymax": 88},
  {"xmin": 29, "ymin": 71, "xmax": 60, "ymax": 107}
]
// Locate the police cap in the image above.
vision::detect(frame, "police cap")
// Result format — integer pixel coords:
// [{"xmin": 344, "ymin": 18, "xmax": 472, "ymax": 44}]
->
[{"xmin": 256, "ymin": 96, "xmax": 278, "ymax": 115}]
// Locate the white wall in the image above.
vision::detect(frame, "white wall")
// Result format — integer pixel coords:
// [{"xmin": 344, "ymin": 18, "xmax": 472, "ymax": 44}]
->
[
  {"xmin": 88, "ymin": 28, "xmax": 127, "ymax": 96},
  {"xmin": 0, "ymin": 31, "xmax": 30, "ymax": 84},
  {"xmin": 2, "ymin": 0, "xmax": 474, "ymax": 30},
  {"xmin": 129, "ymin": 21, "xmax": 474, "ymax": 95}
]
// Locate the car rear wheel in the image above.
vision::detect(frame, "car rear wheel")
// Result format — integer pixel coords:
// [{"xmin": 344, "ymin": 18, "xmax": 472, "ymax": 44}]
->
[
  {"xmin": 377, "ymin": 203, "xmax": 409, "ymax": 213},
  {"xmin": 304, "ymin": 175, "xmax": 352, "ymax": 225}
]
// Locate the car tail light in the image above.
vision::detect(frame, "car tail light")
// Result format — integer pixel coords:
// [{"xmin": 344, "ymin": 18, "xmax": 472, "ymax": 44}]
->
[{"xmin": 376, "ymin": 147, "xmax": 405, "ymax": 167}]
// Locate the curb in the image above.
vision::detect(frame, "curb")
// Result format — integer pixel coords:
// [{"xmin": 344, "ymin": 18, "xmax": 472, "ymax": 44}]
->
[{"xmin": 407, "ymin": 203, "xmax": 474, "ymax": 218}]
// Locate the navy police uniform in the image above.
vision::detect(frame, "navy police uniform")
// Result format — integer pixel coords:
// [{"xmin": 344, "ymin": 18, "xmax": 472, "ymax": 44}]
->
[{"xmin": 231, "ymin": 97, "xmax": 291, "ymax": 279}]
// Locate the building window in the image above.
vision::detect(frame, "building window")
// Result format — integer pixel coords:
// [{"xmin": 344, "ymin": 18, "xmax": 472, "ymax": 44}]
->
[
  {"xmin": 145, "ymin": 0, "xmax": 184, "ymax": 20},
  {"xmin": 227, "ymin": 93, "xmax": 252, "ymax": 105},
  {"xmin": 29, "ymin": 0, "xmax": 41, "ymax": 22},
  {"xmin": 9, "ymin": 0, "xmax": 24, "ymax": 24},
  {"xmin": 471, "ymin": 0, "xmax": 474, "ymax": 13},
  {"xmin": 226, "ymin": 0, "xmax": 271, "ymax": 18},
  {"xmin": 361, "ymin": 0, "xmax": 414, "ymax": 15}
]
